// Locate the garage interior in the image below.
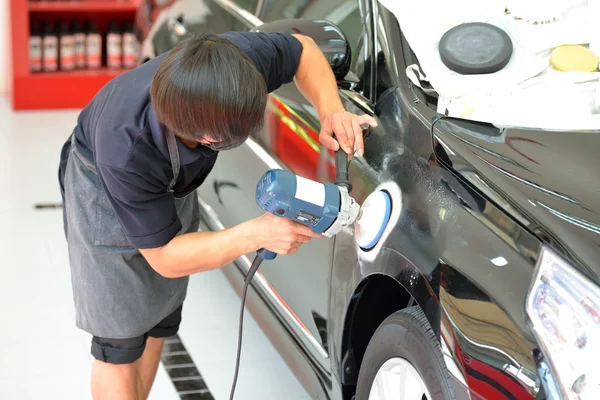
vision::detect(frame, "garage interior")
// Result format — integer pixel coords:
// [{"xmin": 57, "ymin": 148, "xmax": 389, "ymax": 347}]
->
[{"xmin": 1, "ymin": 0, "xmax": 599, "ymax": 399}]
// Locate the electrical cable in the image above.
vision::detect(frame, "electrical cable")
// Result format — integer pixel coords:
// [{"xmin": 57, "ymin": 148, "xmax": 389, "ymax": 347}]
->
[{"xmin": 229, "ymin": 254, "xmax": 264, "ymax": 400}]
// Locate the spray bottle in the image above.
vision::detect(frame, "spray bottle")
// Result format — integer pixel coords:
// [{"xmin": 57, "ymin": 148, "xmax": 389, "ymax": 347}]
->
[
  {"xmin": 42, "ymin": 21, "xmax": 58, "ymax": 72},
  {"xmin": 107, "ymin": 20, "xmax": 122, "ymax": 69},
  {"xmin": 59, "ymin": 21, "xmax": 75, "ymax": 71},
  {"xmin": 29, "ymin": 21, "xmax": 42, "ymax": 73},
  {"xmin": 86, "ymin": 20, "xmax": 102, "ymax": 69}
]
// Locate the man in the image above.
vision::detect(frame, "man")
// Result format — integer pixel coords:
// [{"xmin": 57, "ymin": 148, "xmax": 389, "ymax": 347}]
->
[{"xmin": 58, "ymin": 31, "xmax": 376, "ymax": 399}]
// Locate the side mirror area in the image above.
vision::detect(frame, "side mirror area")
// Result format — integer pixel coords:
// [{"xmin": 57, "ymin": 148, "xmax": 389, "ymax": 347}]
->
[{"xmin": 252, "ymin": 18, "xmax": 351, "ymax": 81}]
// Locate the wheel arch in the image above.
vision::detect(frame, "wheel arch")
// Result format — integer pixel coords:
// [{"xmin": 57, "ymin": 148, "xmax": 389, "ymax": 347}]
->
[{"xmin": 338, "ymin": 269, "xmax": 440, "ymax": 396}]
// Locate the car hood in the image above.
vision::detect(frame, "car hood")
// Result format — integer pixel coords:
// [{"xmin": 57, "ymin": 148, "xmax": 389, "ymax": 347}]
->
[{"xmin": 435, "ymin": 119, "xmax": 600, "ymax": 284}]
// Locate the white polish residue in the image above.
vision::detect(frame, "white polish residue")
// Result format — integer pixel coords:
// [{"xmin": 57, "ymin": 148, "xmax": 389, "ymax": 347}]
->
[
  {"xmin": 295, "ymin": 175, "xmax": 325, "ymax": 207},
  {"xmin": 491, "ymin": 257, "xmax": 508, "ymax": 267}
]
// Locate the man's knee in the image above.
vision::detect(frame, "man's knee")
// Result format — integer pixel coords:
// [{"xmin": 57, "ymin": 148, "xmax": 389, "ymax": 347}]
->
[
  {"xmin": 91, "ymin": 335, "xmax": 148, "ymax": 365},
  {"xmin": 90, "ymin": 304, "xmax": 183, "ymax": 364}
]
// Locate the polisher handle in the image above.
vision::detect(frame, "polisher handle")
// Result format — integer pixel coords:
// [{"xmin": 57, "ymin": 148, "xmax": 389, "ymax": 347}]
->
[
  {"xmin": 334, "ymin": 149, "xmax": 352, "ymax": 192},
  {"xmin": 257, "ymin": 248, "xmax": 277, "ymax": 260}
]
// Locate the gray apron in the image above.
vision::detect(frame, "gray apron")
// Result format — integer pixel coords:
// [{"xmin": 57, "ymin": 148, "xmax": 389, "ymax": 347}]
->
[{"xmin": 61, "ymin": 129, "xmax": 200, "ymax": 339}]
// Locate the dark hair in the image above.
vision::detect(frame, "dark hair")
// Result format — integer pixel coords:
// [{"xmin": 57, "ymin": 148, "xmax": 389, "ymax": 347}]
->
[{"xmin": 150, "ymin": 33, "xmax": 268, "ymax": 146}]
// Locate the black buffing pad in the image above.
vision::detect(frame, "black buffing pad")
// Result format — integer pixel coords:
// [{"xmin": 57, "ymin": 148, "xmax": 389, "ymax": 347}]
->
[{"xmin": 439, "ymin": 22, "xmax": 513, "ymax": 75}]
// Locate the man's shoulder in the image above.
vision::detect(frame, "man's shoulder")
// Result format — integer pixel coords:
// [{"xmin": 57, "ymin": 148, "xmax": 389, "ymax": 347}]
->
[
  {"xmin": 96, "ymin": 125, "xmax": 167, "ymax": 173},
  {"xmin": 92, "ymin": 75, "xmax": 157, "ymax": 168},
  {"xmin": 220, "ymin": 31, "xmax": 300, "ymax": 57}
]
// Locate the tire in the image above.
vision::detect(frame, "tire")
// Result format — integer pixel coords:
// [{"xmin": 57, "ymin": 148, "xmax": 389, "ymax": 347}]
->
[{"xmin": 355, "ymin": 306, "xmax": 455, "ymax": 400}]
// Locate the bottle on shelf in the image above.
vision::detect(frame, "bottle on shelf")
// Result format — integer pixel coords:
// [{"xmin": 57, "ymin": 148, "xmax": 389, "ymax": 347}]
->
[
  {"xmin": 29, "ymin": 21, "xmax": 42, "ymax": 73},
  {"xmin": 85, "ymin": 20, "xmax": 102, "ymax": 69},
  {"xmin": 122, "ymin": 21, "xmax": 139, "ymax": 69},
  {"xmin": 107, "ymin": 20, "xmax": 123, "ymax": 69},
  {"xmin": 59, "ymin": 21, "xmax": 75, "ymax": 71},
  {"xmin": 42, "ymin": 21, "xmax": 58, "ymax": 72},
  {"xmin": 73, "ymin": 20, "xmax": 86, "ymax": 69}
]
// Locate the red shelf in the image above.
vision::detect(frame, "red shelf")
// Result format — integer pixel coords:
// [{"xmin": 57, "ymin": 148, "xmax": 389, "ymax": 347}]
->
[
  {"xmin": 31, "ymin": 67, "xmax": 129, "ymax": 78},
  {"xmin": 10, "ymin": 0, "xmax": 140, "ymax": 110},
  {"xmin": 28, "ymin": 1, "xmax": 139, "ymax": 12},
  {"xmin": 13, "ymin": 68, "xmax": 132, "ymax": 110}
]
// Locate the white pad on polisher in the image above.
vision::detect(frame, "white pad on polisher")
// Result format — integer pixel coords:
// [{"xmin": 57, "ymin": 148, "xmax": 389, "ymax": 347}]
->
[{"xmin": 355, "ymin": 190, "xmax": 392, "ymax": 250}]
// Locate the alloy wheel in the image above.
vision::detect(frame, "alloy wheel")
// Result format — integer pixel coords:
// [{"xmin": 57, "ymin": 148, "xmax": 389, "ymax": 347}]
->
[{"xmin": 368, "ymin": 357, "xmax": 432, "ymax": 400}]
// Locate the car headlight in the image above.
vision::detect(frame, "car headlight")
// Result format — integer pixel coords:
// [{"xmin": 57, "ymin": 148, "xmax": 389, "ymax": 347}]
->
[{"xmin": 526, "ymin": 246, "xmax": 600, "ymax": 399}]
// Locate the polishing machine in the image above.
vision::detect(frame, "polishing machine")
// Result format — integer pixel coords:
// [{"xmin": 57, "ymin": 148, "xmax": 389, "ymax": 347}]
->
[{"xmin": 228, "ymin": 148, "xmax": 393, "ymax": 399}]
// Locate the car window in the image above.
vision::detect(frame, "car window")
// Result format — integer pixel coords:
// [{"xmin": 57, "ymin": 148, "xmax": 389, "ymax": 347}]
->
[
  {"xmin": 261, "ymin": 0, "xmax": 348, "ymax": 24},
  {"xmin": 152, "ymin": 1, "xmax": 247, "ymax": 56},
  {"xmin": 234, "ymin": 0, "xmax": 259, "ymax": 13},
  {"xmin": 330, "ymin": 3, "xmax": 361, "ymax": 56},
  {"xmin": 259, "ymin": 0, "xmax": 362, "ymax": 65},
  {"xmin": 260, "ymin": 0, "xmax": 309, "ymax": 21}
]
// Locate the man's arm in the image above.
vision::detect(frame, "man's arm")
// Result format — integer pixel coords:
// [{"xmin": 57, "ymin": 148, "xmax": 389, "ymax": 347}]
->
[
  {"xmin": 97, "ymin": 162, "xmax": 320, "ymax": 279},
  {"xmin": 291, "ymin": 34, "xmax": 377, "ymax": 157},
  {"xmin": 140, "ymin": 213, "xmax": 320, "ymax": 278}
]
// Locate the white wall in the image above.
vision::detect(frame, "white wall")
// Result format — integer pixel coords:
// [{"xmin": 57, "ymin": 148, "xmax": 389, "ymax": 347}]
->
[{"xmin": 0, "ymin": 0, "xmax": 9, "ymax": 95}]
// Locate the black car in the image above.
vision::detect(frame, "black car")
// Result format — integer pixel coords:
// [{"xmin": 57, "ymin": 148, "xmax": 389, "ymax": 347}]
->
[{"xmin": 135, "ymin": 1, "xmax": 600, "ymax": 399}]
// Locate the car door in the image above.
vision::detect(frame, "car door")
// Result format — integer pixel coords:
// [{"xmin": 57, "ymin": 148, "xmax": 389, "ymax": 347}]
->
[{"xmin": 208, "ymin": 0, "xmax": 372, "ymax": 372}]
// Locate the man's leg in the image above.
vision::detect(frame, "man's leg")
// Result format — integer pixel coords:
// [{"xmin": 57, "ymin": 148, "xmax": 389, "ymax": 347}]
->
[
  {"xmin": 140, "ymin": 304, "xmax": 185, "ymax": 398},
  {"xmin": 136, "ymin": 337, "xmax": 165, "ymax": 399},
  {"xmin": 90, "ymin": 336, "xmax": 147, "ymax": 400},
  {"xmin": 89, "ymin": 305, "xmax": 183, "ymax": 399},
  {"xmin": 91, "ymin": 359, "xmax": 142, "ymax": 400}
]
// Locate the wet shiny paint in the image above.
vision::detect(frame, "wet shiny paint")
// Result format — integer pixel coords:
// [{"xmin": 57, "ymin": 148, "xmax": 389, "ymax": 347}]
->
[
  {"xmin": 433, "ymin": 118, "xmax": 600, "ymax": 285},
  {"xmin": 328, "ymin": 85, "xmax": 542, "ymax": 399}
]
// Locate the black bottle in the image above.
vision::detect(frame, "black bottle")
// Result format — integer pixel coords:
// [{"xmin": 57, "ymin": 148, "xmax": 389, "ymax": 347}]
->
[
  {"xmin": 107, "ymin": 20, "xmax": 122, "ymax": 69},
  {"xmin": 42, "ymin": 21, "xmax": 58, "ymax": 72},
  {"xmin": 122, "ymin": 21, "xmax": 139, "ymax": 69},
  {"xmin": 29, "ymin": 21, "xmax": 42, "ymax": 72},
  {"xmin": 59, "ymin": 21, "xmax": 75, "ymax": 71},
  {"xmin": 73, "ymin": 20, "xmax": 86, "ymax": 69},
  {"xmin": 86, "ymin": 20, "xmax": 102, "ymax": 69}
]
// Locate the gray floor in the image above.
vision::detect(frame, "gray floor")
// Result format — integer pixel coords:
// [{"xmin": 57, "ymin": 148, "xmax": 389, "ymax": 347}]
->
[{"xmin": 0, "ymin": 96, "xmax": 310, "ymax": 399}]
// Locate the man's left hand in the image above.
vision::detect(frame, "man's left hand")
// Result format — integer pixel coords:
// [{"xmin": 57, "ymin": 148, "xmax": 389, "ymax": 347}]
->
[{"xmin": 319, "ymin": 111, "xmax": 377, "ymax": 158}]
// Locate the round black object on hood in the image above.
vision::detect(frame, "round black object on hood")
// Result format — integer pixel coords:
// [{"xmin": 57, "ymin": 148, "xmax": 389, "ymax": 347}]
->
[{"xmin": 439, "ymin": 22, "xmax": 513, "ymax": 74}]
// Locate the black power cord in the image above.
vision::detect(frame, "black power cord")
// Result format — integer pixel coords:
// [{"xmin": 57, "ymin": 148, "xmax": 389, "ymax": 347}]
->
[{"xmin": 229, "ymin": 254, "xmax": 264, "ymax": 400}]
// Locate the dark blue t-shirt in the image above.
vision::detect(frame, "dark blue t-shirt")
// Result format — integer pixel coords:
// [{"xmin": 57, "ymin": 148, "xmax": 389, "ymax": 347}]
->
[{"xmin": 66, "ymin": 31, "xmax": 303, "ymax": 249}]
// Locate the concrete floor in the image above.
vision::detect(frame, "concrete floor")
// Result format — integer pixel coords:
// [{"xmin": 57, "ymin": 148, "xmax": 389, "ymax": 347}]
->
[{"xmin": 0, "ymin": 95, "xmax": 310, "ymax": 399}]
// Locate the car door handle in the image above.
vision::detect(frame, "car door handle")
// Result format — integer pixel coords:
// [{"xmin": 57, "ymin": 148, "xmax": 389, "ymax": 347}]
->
[{"xmin": 213, "ymin": 180, "xmax": 239, "ymax": 205}]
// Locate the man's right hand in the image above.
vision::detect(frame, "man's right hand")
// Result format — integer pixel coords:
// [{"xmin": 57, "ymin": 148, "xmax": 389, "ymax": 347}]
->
[
  {"xmin": 248, "ymin": 212, "xmax": 323, "ymax": 255},
  {"xmin": 140, "ymin": 212, "xmax": 324, "ymax": 279}
]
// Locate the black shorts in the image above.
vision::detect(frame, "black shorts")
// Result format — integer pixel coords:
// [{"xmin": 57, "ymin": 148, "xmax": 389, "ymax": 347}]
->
[{"xmin": 91, "ymin": 305, "xmax": 183, "ymax": 365}]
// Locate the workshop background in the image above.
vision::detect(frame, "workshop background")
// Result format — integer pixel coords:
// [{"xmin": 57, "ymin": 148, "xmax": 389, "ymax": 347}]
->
[
  {"xmin": 0, "ymin": 0, "xmax": 309, "ymax": 398},
  {"xmin": 2, "ymin": 0, "xmax": 599, "ymax": 399}
]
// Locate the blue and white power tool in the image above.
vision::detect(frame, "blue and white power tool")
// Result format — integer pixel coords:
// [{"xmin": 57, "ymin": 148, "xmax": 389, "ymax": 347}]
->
[
  {"xmin": 254, "ymin": 151, "xmax": 392, "ymax": 259},
  {"xmin": 255, "ymin": 169, "xmax": 360, "ymax": 256}
]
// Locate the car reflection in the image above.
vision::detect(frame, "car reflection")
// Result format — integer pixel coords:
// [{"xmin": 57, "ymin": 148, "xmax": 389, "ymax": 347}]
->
[{"xmin": 440, "ymin": 268, "xmax": 539, "ymax": 399}]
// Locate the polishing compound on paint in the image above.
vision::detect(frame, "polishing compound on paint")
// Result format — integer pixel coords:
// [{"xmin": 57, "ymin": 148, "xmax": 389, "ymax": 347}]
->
[{"xmin": 355, "ymin": 190, "xmax": 393, "ymax": 250}]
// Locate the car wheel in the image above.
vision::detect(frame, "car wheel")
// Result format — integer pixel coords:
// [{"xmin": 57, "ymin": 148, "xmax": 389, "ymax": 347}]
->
[{"xmin": 355, "ymin": 306, "xmax": 455, "ymax": 400}]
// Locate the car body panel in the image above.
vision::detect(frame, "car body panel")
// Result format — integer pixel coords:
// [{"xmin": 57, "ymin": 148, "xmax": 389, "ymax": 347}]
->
[
  {"xmin": 329, "ymin": 82, "xmax": 542, "ymax": 399},
  {"xmin": 433, "ymin": 119, "xmax": 600, "ymax": 285}
]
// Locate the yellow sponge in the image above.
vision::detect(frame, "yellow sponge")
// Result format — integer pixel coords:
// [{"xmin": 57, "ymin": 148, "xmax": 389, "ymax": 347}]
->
[{"xmin": 551, "ymin": 45, "xmax": 599, "ymax": 72}]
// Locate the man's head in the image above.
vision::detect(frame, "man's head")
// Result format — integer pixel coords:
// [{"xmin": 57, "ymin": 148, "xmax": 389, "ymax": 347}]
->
[{"xmin": 151, "ymin": 33, "xmax": 268, "ymax": 150}]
